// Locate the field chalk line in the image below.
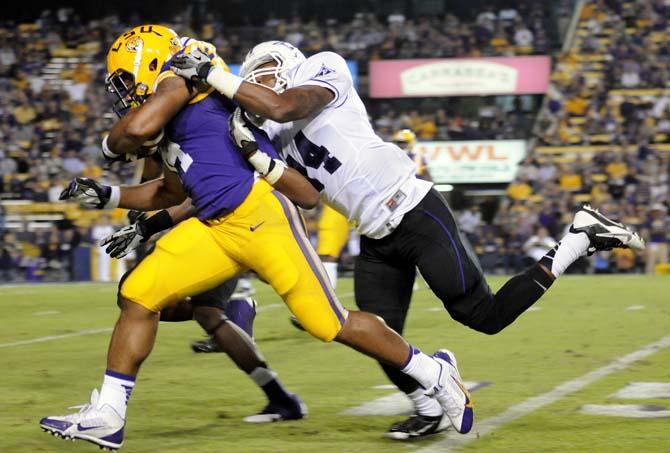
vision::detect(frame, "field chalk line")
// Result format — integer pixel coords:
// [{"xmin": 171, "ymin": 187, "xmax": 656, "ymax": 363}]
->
[
  {"xmin": 418, "ymin": 335, "xmax": 670, "ymax": 452},
  {"xmin": 0, "ymin": 304, "xmax": 287, "ymax": 349}
]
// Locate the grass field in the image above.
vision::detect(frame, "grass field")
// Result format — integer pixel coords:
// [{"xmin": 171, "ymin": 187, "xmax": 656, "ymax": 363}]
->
[{"xmin": 1, "ymin": 276, "xmax": 669, "ymax": 452}]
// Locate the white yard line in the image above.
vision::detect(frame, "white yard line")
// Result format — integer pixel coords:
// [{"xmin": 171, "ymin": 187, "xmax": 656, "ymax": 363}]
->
[
  {"xmin": 0, "ymin": 327, "xmax": 113, "ymax": 349},
  {"xmin": 418, "ymin": 335, "xmax": 670, "ymax": 452},
  {"xmin": 256, "ymin": 303, "xmax": 281, "ymax": 313},
  {"xmin": 0, "ymin": 303, "xmax": 285, "ymax": 349}
]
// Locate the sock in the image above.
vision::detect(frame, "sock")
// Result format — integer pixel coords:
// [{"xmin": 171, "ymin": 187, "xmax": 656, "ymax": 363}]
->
[
  {"xmin": 539, "ymin": 232, "xmax": 590, "ymax": 278},
  {"xmin": 408, "ymin": 388, "xmax": 443, "ymax": 416},
  {"xmin": 250, "ymin": 366, "xmax": 292, "ymax": 403},
  {"xmin": 225, "ymin": 297, "xmax": 256, "ymax": 338},
  {"xmin": 97, "ymin": 369, "xmax": 135, "ymax": 419},
  {"xmin": 400, "ymin": 346, "xmax": 441, "ymax": 391},
  {"xmin": 322, "ymin": 261, "xmax": 338, "ymax": 289}
]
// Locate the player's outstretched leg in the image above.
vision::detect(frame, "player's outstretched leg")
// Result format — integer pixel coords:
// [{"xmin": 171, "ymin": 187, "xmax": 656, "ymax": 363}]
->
[
  {"xmin": 40, "ymin": 297, "xmax": 158, "ymax": 451},
  {"xmin": 411, "ymin": 192, "xmax": 645, "ymax": 336},
  {"xmin": 471, "ymin": 204, "xmax": 646, "ymax": 334}
]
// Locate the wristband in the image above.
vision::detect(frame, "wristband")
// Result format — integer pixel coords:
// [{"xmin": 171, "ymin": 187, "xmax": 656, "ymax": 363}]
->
[
  {"xmin": 142, "ymin": 129, "xmax": 164, "ymax": 149},
  {"xmin": 264, "ymin": 159, "xmax": 286, "ymax": 185},
  {"xmin": 247, "ymin": 151, "xmax": 286, "ymax": 185},
  {"xmin": 248, "ymin": 151, "xmax": 273, "ymax": 174},
  {"xmin": 104, "ymin": 186, "xmax": 121, "ymax": 209},
  {"xmin": 207, "ymin": 66, "xmax": 244, "ymax": 99},
  {"xmin": 101, "ymin": 135, "xmax": 117, "ymax": 160},
  {"xmin": 141, "ymin": 209, "xmax": 174, "ymax": 237}
]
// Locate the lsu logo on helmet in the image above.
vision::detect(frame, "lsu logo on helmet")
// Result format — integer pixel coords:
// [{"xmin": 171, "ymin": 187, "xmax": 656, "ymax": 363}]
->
[{"xmin": 106, "ymin": 25, "xmax": 181, "ymax": 116}]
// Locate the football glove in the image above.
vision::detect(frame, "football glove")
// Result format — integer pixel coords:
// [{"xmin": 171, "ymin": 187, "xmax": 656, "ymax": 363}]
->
[
  {"xmin": 127, "ymin": 209, "xmax": 148, "ymax": 224},
  {"xmin": 228, "ymin": 107, "xmax": 259, "ymax": 157},
  {"xmin": 59, "ymin": 178, "xmax": 119, "ymax": 209},
  {"xmin": 170, "ymin": 48, "xmax": 213, "ymax": 83},
  {"xmin": 100, "ymin": 222, "xmax": 148, "ymax": 259}
]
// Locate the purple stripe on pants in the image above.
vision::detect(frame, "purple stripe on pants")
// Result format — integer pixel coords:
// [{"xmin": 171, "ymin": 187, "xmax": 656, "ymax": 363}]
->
[{"xmin": 272, "ymin": 191, "xmax": 346, "ymax": 325}]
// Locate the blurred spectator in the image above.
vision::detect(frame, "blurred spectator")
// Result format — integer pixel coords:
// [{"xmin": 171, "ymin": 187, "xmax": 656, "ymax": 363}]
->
[
  {"xmin": 645, "ymin": 203, "xmax": 669, "ymax": 274},
  {"xmin": 90, "ymin": 215, "xmax": 115, "ymax": 282},
  {"xmin": 522, "ymin": 226, "xmax": 557, "ymax": 265},
  {"xmin": 507, "ymin": 178, "xmax": 533, "ymax": 200}
]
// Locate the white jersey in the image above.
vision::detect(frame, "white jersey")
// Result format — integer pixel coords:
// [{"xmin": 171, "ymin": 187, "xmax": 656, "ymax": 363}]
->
[{"xmin": 262, "ymin": 51, "xmax": 432, "ymax": 239}]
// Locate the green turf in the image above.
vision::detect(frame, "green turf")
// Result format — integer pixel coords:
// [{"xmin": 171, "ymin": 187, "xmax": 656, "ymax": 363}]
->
[{"xmin": 1, "ymin": 276, "xmax": 669, "ymax": 452}]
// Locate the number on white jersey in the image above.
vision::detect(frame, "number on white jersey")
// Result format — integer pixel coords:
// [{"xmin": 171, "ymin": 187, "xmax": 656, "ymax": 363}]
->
[{"xmin": 284, "ymin": 131, "xmax": 342, "ymax": 191}]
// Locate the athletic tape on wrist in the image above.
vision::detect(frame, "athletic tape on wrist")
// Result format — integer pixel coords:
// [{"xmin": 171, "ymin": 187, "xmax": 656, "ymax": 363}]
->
[
  {"xmin": 264, "ymin": 159, "xmax": 286, "ymax": 185},
  {"xmin": 247, "ymin": 151, "xmax": 286, "ymax": 185},
  {"xmin": 207, "ymin": 67, "xmax": 244, "ymax": 99},
  {"xmin": 105, "ymin": 186, "xmax": 121, "ymax": 209},
  {"xmin": 248, "ymin": 151, "xmax": 273, "ymax": 174}
]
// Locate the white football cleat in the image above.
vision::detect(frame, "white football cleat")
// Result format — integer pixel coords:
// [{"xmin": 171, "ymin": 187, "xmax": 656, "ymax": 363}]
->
[
  {"xmin": 571, "ymin": 204, "xmax": 645, "ymax": 253},
  {"xmin": 426, "ymin": 349, "xmax": 474, "ymax": 434},
  {"xmin": 39, "ymin": 389, "xmax": 125, "ymax": 451}
]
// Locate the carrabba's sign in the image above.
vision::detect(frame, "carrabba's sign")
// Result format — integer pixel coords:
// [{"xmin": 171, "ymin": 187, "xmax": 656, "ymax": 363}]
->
[{"xmin": 370, "ymin": 56, "xmax": 550, "ymax": 97}]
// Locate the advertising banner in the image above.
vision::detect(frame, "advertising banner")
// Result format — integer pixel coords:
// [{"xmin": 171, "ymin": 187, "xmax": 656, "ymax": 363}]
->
[
  {"xmin": 370, "ymin": 56, "xmax": 550, "ymax": 97},
  {"xmin": 416, "ymin": 140, "xmax": 526, "ymax": 183}
]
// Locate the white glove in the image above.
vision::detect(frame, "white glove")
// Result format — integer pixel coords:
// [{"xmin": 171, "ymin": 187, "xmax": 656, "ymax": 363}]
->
[
  {"xmin": 228, "ymin": 108, "xmax": 259, "ymax": 156},
  {"xmin": 100, "ymin": 223, "xmax": 147, "ymax": 259},
  {"xmin": 59, "ymin": 178, "xmax": 119, "ymax": 209},
  {"xmin": 169, "ymin": 48, "xmax": 213, "ymax": 82}
]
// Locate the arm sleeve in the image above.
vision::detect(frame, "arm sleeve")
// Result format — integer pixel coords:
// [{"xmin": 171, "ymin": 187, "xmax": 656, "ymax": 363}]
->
[{"xmin": 292, "ymin": 52, "xmax": 352, "ymax": 107}]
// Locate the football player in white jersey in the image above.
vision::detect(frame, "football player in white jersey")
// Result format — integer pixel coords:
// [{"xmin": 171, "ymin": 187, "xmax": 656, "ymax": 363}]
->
[{"xmin": 171, "ymin": 41, "xmax": 645, "ymax": 440}]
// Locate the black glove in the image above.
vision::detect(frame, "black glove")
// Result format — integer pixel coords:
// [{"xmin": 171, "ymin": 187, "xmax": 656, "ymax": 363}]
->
[{"xmin": 127, "ymin": 210, "xmax": 148, "ymax": 224}]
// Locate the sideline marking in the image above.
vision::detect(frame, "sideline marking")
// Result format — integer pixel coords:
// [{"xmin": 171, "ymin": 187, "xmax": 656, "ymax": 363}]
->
[
  {"xmin": 33, "ymin": 310, "xmax": 61, "ymax": 316},
  {"xmin": 0, "ymin": 328, "xmax": 113, "ymax": 349},
  {"xmin": 418, "ymin": 335, "xmax": 670, "ymax": 452},
  {"xmin": 626, "ymin": 305, "xmax": 645, "ymax": 311},
  {"xmin": 580, "ymin": 404, "xmax": 670, "ymax": 418},
  {"xmin": 611, "ymin": 382, "xmax": 670, "ymax": 399}
]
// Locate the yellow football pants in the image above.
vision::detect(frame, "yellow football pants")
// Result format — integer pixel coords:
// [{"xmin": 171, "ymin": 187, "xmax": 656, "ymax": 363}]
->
[
  {"xmin": 316, "ymin": 204, "xmax": 349, "ymax": 258},
  {"xmin": 120, "ymin": 180, "xmax": 347, "ymax": 341}
]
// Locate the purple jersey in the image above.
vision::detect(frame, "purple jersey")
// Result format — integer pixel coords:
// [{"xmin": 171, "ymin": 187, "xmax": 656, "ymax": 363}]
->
[{"xmin": 164, "ymin": 93, "xmax": 279, "ymax": 220}]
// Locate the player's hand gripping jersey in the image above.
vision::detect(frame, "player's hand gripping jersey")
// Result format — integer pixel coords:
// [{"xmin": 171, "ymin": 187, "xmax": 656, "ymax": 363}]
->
[{"xmin": 261, "ymin": 52, "xmax": 433, "ymax": 239}]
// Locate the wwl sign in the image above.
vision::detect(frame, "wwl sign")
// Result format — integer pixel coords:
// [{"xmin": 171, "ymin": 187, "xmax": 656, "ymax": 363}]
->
[{"xmin": 415, "ymin": 140, "xmax": 526, "ymax": 184}]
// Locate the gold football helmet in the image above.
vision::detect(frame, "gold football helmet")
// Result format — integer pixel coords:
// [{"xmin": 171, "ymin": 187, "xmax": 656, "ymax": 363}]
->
[
  {"xmin": 391, "ymin": 129, "xmax": 417, "ymax": 152},
  {"xmin": 106, "ymin": 25, "xmax": 181, "ymax": 116}
]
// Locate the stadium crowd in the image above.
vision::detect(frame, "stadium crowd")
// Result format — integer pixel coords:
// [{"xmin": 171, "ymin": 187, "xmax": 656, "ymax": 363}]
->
[
  {"xmin": 538, "ymin": 0, "xmax": 670, "ymax": 147},
  {"xmin": 1, "ymin": 1, "xmax": 668, "ymax": 281},
  {"xmin": 500, "ymin": 0, "xmax": 670, "ymax": 275}
]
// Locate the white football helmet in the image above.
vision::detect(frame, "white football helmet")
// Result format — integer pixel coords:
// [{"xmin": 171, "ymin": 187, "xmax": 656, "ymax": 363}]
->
[{"xmin": 240, "ymin": 41, "xmax": 306, "ymax": 93}]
